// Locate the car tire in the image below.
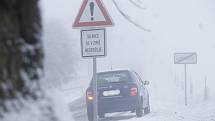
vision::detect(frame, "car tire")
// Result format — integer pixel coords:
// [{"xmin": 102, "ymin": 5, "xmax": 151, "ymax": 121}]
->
[
  {"xmin": 98, "ymin": 113, "xmax": 105, "ymax": 118},
  {"xmin": 144, "ymin": 99, "xmax": 150, "ymax": 114},
  {"xmin": 144, "ymin": 105, "xmax": 150, "ymax": 114},
  {"xmin": 136, "ymin": 107, "xmax": 143, "ymax": 117},
  {"xmin": 136, "ymin": 98, "xmax": 143, "ymax": 117},
  {"xmin": 87, "ymin": 112, "xmax": 93, "ymax": 121}
]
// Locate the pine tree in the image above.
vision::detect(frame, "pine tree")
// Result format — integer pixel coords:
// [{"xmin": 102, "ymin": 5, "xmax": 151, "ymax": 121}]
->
[{"xmin": 0, "ymin": 0, "xmax": 57, "ymax": 120}]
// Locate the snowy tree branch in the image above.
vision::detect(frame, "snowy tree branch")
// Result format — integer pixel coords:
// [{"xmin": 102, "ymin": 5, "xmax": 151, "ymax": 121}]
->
[
  {"xmin": 112, "ymin": 0, "xmax": 151, "ymax": 32},
  {"xmin": 129, "ymin": 0, "xmax": 146, "ymax": 10}
]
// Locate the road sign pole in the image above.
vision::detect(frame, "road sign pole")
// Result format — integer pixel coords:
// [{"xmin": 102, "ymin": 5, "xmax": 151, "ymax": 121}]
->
[
  {"xmin": 184, "ymin": 64, "xmax": 187, "ymax": 106},
  {"xmin": 174, "ymin": 52, "xmax": 197, "ymax": 106},
  {"xmin": 73, "ymin": 0, "xmax": 112, "ymax": 120},
  {"xmin": 93, "ymin": 57, "xmax": 98, "ymax": 121}
]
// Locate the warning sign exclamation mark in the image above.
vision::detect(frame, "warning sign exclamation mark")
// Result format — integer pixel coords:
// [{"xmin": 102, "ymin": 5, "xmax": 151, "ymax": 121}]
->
[{"xmin": 90, "ymin": 2, "xmax": 94, "ymax": 21}]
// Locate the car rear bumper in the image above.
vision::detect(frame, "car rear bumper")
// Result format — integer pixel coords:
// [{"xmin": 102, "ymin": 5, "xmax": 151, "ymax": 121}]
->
[{"xmin": 87, "ymin": 96, "xmax": 139, "ymax": 114}]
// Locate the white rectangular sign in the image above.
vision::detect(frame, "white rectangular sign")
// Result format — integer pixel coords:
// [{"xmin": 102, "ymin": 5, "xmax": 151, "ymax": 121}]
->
[
  {"xmin": 174, "ymin": 52, "xmax": 197, "ymax": 64},
  {"xmin": 81, "ymin": 28, "xmax": 106, "ymax": 57}
]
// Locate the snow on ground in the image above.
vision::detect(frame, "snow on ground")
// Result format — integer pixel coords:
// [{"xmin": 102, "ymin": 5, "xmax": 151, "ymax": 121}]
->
[
  {"xmin": 129, "ymin": 101, "xmax": 215, "ymax": 121},
  {"xmin": 2, "ymin": 100, "xmax": 50, "ymax": 121},
  {"xmin": 46, "ymin": 88, "xmax": 79, "ymax": 121},
  {"xmin": 2, "ymin": 86, "xmax": 80, "ymax": 121},
  {"xmin": 70, "ymin": 93, "xmax": 215, "ymax": 121}
]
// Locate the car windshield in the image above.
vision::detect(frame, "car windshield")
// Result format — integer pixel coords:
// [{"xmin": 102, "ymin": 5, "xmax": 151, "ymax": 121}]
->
[{"xmin": 96, "ymin": 71, "xmax": 131, "ymax": 84}]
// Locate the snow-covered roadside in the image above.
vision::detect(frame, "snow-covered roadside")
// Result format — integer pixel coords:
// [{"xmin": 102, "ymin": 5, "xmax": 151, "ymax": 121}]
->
[
  {"xmin": 129, "ymin": 100, "xmax": 215, "ymax": 121},
  {"xmin": 2, "ymin": 99, "xmax": 53, "ymax": 121},
  {"xmin": 69, "ymin": 84, "xmax": 215, "ymax": 121},
  {"xmin": 70, "ymin": 99, "xmax": 215, "ymax": 121},
  {"xmin": 44, "ymin": 79, "xmax": 88, "ymax": 121},
  {"xmin": 2, "ymin": 87, "xmax": 80, "ymax": 121},
  {"xmin": 46, "ymin": 89, "xmax": 79, "ymax": 121}
]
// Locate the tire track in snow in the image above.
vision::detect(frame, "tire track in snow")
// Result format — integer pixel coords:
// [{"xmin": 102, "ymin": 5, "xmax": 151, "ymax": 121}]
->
[{"xmin": 70, "ymin": 97, "xmax": 88, "ymax": 121}]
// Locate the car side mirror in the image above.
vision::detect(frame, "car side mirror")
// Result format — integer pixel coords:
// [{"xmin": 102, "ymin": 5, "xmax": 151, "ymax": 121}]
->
[{"xmin": 144, "ymin": 80, "xmax": 150, "ymax": 85}]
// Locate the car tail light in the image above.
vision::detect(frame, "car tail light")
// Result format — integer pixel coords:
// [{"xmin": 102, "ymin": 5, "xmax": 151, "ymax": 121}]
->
[
  {"xmin": 130, "ymin": 86, "xmax": 138, "ymax": 96},
  {"xmin": 86, "ymin": 90, "xmax": 94, "ymax": 101}
]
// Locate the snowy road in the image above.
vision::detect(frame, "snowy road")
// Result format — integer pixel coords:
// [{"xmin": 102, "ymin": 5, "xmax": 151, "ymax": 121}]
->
[{"xmin": 70, "ymin": 96, "xmax": 215, "ymax": 121}]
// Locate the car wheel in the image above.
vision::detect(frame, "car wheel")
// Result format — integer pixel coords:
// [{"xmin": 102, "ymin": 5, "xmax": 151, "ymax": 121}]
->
[
  {"xmin": 87, "ymin": 112, "xmax": 93, "ymax": 121},
  {"xmin": 98, "ymin": 113, "xmax": 105, "ymax": 118},
  {"xmin": 136, "ymin": 107, "xmax": 143, "ymax": 117},
  {"xmin": 144, "ymin": 105, "xmax": 150, "ymax": 114},
  {"xmin": 136, "ymin": 98, "xmax": 143, "ymax": 117},
  {"xmin": 144, "ymin": 99, "xmax": 150, "ymax": 114}
]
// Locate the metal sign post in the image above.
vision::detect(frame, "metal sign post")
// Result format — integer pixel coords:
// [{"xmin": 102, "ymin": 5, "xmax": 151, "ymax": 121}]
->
[
  {"xmin": 174, "ymin": 52, "xmax": 197, "ymax": 106},
  {"xmin": 73, "ymin": 1, "xmax": 113, "ymax": 121},
  {"xmin": 184, "ymin": 64, "xmax": 187, "ymax": 106},
  {"xmin": 93, "ymin": 57, "xmax": 98, "ymax": 121},
  {"xmin": 80, "ymin": 28, "xmax": 106, "ymax": 121}
]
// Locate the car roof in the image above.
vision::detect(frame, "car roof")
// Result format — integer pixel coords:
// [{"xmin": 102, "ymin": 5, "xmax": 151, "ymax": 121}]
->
[{"xmin": 97, "ymin": 69, "xmax": 133, "ymax": 74}]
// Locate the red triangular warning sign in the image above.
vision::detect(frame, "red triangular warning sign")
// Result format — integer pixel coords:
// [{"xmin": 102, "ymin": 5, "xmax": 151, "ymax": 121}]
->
[{"xmin": 73, "ymin": 0, "xmax": 113, "ymax": 28}]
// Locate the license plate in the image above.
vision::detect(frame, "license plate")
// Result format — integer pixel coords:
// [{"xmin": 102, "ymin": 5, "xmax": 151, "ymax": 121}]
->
[{"xmin": 103, "ymin": 90, "xmax": 120, "ymax": 96}]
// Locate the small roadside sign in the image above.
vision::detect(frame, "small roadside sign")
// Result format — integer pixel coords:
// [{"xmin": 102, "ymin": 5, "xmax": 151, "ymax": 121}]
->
[
  {"xmin": 174, "ymin": 52, "xmax": 197, "ymax": 106},
  {"xmin": 81, "ymin": 28, "xmax": 106, "ymax": 57},
  {"xmin": 73, "ymin": 0, "xmax": 113, "ymax": 28},
  {"xmin": 174, "ymin": 53, "xmax": 197, "ymax": 64}
]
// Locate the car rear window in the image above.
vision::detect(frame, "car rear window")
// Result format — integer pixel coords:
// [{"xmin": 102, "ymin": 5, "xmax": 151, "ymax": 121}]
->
[{"xmin": 96, "ymin": 71, "xmax": 131, "ymax": 84}]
